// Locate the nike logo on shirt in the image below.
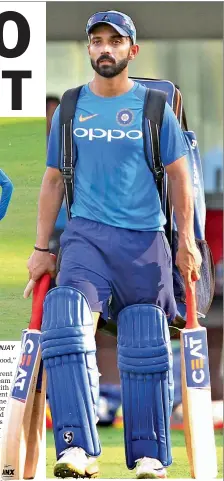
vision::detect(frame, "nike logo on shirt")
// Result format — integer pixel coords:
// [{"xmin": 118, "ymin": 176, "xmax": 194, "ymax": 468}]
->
[{"xmin": 79, "ymin": 114, "xmax": 98, "ymax": 122}]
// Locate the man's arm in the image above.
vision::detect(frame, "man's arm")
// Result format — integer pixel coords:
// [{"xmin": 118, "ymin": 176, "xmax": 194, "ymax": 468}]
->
[
  {"xmin": 40, "ymin": 105, "xmax": 64, "ymax": 247},
  {"xmin": 26, "ymin": 167, "xmax": 64, "ymax": 287},
  {"xmin": 36, "ymin": 166, "xmax": 64, "ymax": 248},
  {"xmin": 26, "ymin": 104, "xmax": 66, "ymax": 290},
  {"xmin": 165, "ymin": 156, "xmax": 202, "ymax": 284}
]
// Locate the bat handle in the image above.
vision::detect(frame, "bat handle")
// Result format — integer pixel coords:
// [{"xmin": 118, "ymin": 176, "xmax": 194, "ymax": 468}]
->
[
  {"xmin": 29, "ymin": 274, "xmax": 52, "ymax": 330},
  {"xmin": 185, "ymin": 282, "xmax": 200, "ymax": 329}
]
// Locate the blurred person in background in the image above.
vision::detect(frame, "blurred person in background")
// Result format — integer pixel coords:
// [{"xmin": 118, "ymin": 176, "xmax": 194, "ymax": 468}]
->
[
  {"xmin": 0, "ymin": 169, "xmax": 13, "ymax": 221},
  {"xmin": 46, "ymin": 95, "xmax": 60, "ymax": 139},
  {"xmin": 203, "ymin": 146, "xmax": 223, "ymax": 297},
  {"xmin": 28, "ymin": 10, "xmax": 201, "ymax": 480},
  {"xmin": 203, "ymin": 146, "xmax": 223, "ymax": 194}
]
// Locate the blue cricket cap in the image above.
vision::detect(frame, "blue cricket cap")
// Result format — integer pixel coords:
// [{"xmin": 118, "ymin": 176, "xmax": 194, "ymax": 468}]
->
[{"xmin": 86, "ymin": 10, "xmax": 137, "ymax": 45}]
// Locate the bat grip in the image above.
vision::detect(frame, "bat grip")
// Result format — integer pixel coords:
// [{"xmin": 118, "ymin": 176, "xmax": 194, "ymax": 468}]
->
[
  {"xmin": 185, "ymin": 282, "xmax": 200, "ymax": 329},
  {"xmin": 29, "ymin": 273, "xmax": 51, "ymax": 330}
]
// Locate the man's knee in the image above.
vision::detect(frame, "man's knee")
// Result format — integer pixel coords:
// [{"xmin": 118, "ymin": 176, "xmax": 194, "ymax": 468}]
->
[{"xmin": 55, "ymin": 269, "xmax": 101, "ymax": 335}]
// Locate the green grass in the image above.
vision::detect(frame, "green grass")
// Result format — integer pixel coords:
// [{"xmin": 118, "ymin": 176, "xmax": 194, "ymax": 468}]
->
[
  {"xmin": 0, "ymin": 118, "xmax": 46, "ymax": 339},
  {"xmin": 0, "ymin": 119, "xmax": 223, "ymax": 479},
  {"xmin": 46, "ymin": 428, "xmax": 223, "ymax": 479}
]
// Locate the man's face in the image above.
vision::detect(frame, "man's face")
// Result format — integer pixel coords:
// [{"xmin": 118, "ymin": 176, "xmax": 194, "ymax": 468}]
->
[{"xmin": 88, "ymin": 24, "xmax": 138, "ymax": 78}]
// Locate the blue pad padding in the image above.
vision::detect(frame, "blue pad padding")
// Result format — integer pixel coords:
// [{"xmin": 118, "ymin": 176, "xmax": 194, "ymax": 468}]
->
[
  {"xmin": 117, "ymin": 304, "xmax": 173, "ymax": 469},
  {"xmin": 40, "ymin": 286, "xmax": 101, "ymax": 458}
]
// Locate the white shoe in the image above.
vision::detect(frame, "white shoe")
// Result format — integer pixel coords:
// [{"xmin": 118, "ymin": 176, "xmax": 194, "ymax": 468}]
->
[
  {"xmin": 54, "ymin": 446, "xmax": 99, "ymax": 478},
  {"xmin": 136, "ymin": 457, "xmax": 167, "ymax": 479}
]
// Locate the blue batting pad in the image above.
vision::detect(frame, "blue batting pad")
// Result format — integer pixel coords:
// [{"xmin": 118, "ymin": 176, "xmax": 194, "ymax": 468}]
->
[
  {"xmin": 117, "ymin": 304, "xmax": 173, "ymax": 469},
  {"xmin": 40, "ymin": 286, "xmax": 101, "ymax": 458}
]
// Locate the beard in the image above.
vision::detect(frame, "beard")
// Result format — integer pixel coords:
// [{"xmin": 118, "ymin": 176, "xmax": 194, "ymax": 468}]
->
[{"xmin": 91, "ymin": 54, "xmax": 129, "ymax": 78}]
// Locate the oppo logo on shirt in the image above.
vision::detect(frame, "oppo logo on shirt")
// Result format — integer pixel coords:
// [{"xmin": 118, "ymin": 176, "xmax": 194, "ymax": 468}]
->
[{"xmin": 73, "ymin": 128, "xmax": 143, "ymax": 142}]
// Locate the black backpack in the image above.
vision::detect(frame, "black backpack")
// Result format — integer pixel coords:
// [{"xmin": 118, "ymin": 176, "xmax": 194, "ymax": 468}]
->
[{"xmin": 57, "ymin": 78, "xmax": 215, "ymax": 330}]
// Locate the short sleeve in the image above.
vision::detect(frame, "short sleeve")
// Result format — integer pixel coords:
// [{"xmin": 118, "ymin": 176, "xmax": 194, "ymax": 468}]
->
[
  {"xmin": 46, "ymin": 105, "xmax": 60, "ymax": 168},
  {"xmin": 160, "ymin": 102, "xmax": 188, "ymax": 166}
]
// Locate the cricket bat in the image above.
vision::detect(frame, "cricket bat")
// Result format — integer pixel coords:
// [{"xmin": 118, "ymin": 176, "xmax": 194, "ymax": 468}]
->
[
  {"xmin": 23, "ymin": 361, "xmax": 46, "ymax": 479},
  {"xmin": 23, "ymin": 275, "xmax": 51, "ymax": 480},
  {"xmin": 0, "ymin": 274, "xmax": 51, "ymax": 480},
  {"xmin": 180, "ymin": 282, "xmax": 217, "ymax": 479}
]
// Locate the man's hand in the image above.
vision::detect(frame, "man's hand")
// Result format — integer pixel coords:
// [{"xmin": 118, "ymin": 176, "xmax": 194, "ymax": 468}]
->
[
  {"xmin": 25, "ymin": 251, "xmax": 56, "ymax": 298},
  {"xmin": 175, "ymin": 242, "xmax": 202, "ymax": 285}
]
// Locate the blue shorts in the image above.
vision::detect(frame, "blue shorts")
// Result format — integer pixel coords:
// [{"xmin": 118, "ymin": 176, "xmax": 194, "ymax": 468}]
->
[{"xmin": 59, "ymin": 217, "xmax": 177, "ymax": 323}]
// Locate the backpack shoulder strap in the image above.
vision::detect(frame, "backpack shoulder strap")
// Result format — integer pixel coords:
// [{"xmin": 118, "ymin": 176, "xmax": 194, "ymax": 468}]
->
[
  {"xmin": 143, "ymin": 88, "xmax": 173, "ymax": 245},
  {"xmin": 59, "ymin": 86, "xmax": 83, "ymax": 218},
  {"xmin": 143, "ymin": 88, "xmax": 167, "ymax": 202},
  {"xmin": 144, "ymin": 88, "xmax": 167, "ymax": 125}
]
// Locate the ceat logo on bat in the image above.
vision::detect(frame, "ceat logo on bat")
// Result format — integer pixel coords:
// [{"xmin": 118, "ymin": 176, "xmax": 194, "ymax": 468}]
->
[
  {"xmin": 11, "ymin": 332, "xmax": 40, "ymax": 402},
  {"xmin": 183, "ymin": 329, "xmax": 210, "ymax": 388}
]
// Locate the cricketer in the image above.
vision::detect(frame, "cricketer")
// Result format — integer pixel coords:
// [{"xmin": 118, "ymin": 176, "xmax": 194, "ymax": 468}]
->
[{"xmin": 27, "ymin": 10, "xmax": 202, "ymax": 479}]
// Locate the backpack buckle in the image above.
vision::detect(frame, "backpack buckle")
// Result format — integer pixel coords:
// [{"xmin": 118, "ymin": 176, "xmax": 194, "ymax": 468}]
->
[
  {"xmin": 154, "ymin": 165, "xmax": 164, "ymax": 181},
  {"xmin": 62, "ymin": 166, "xmax": 74, "ymax": 181}
]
